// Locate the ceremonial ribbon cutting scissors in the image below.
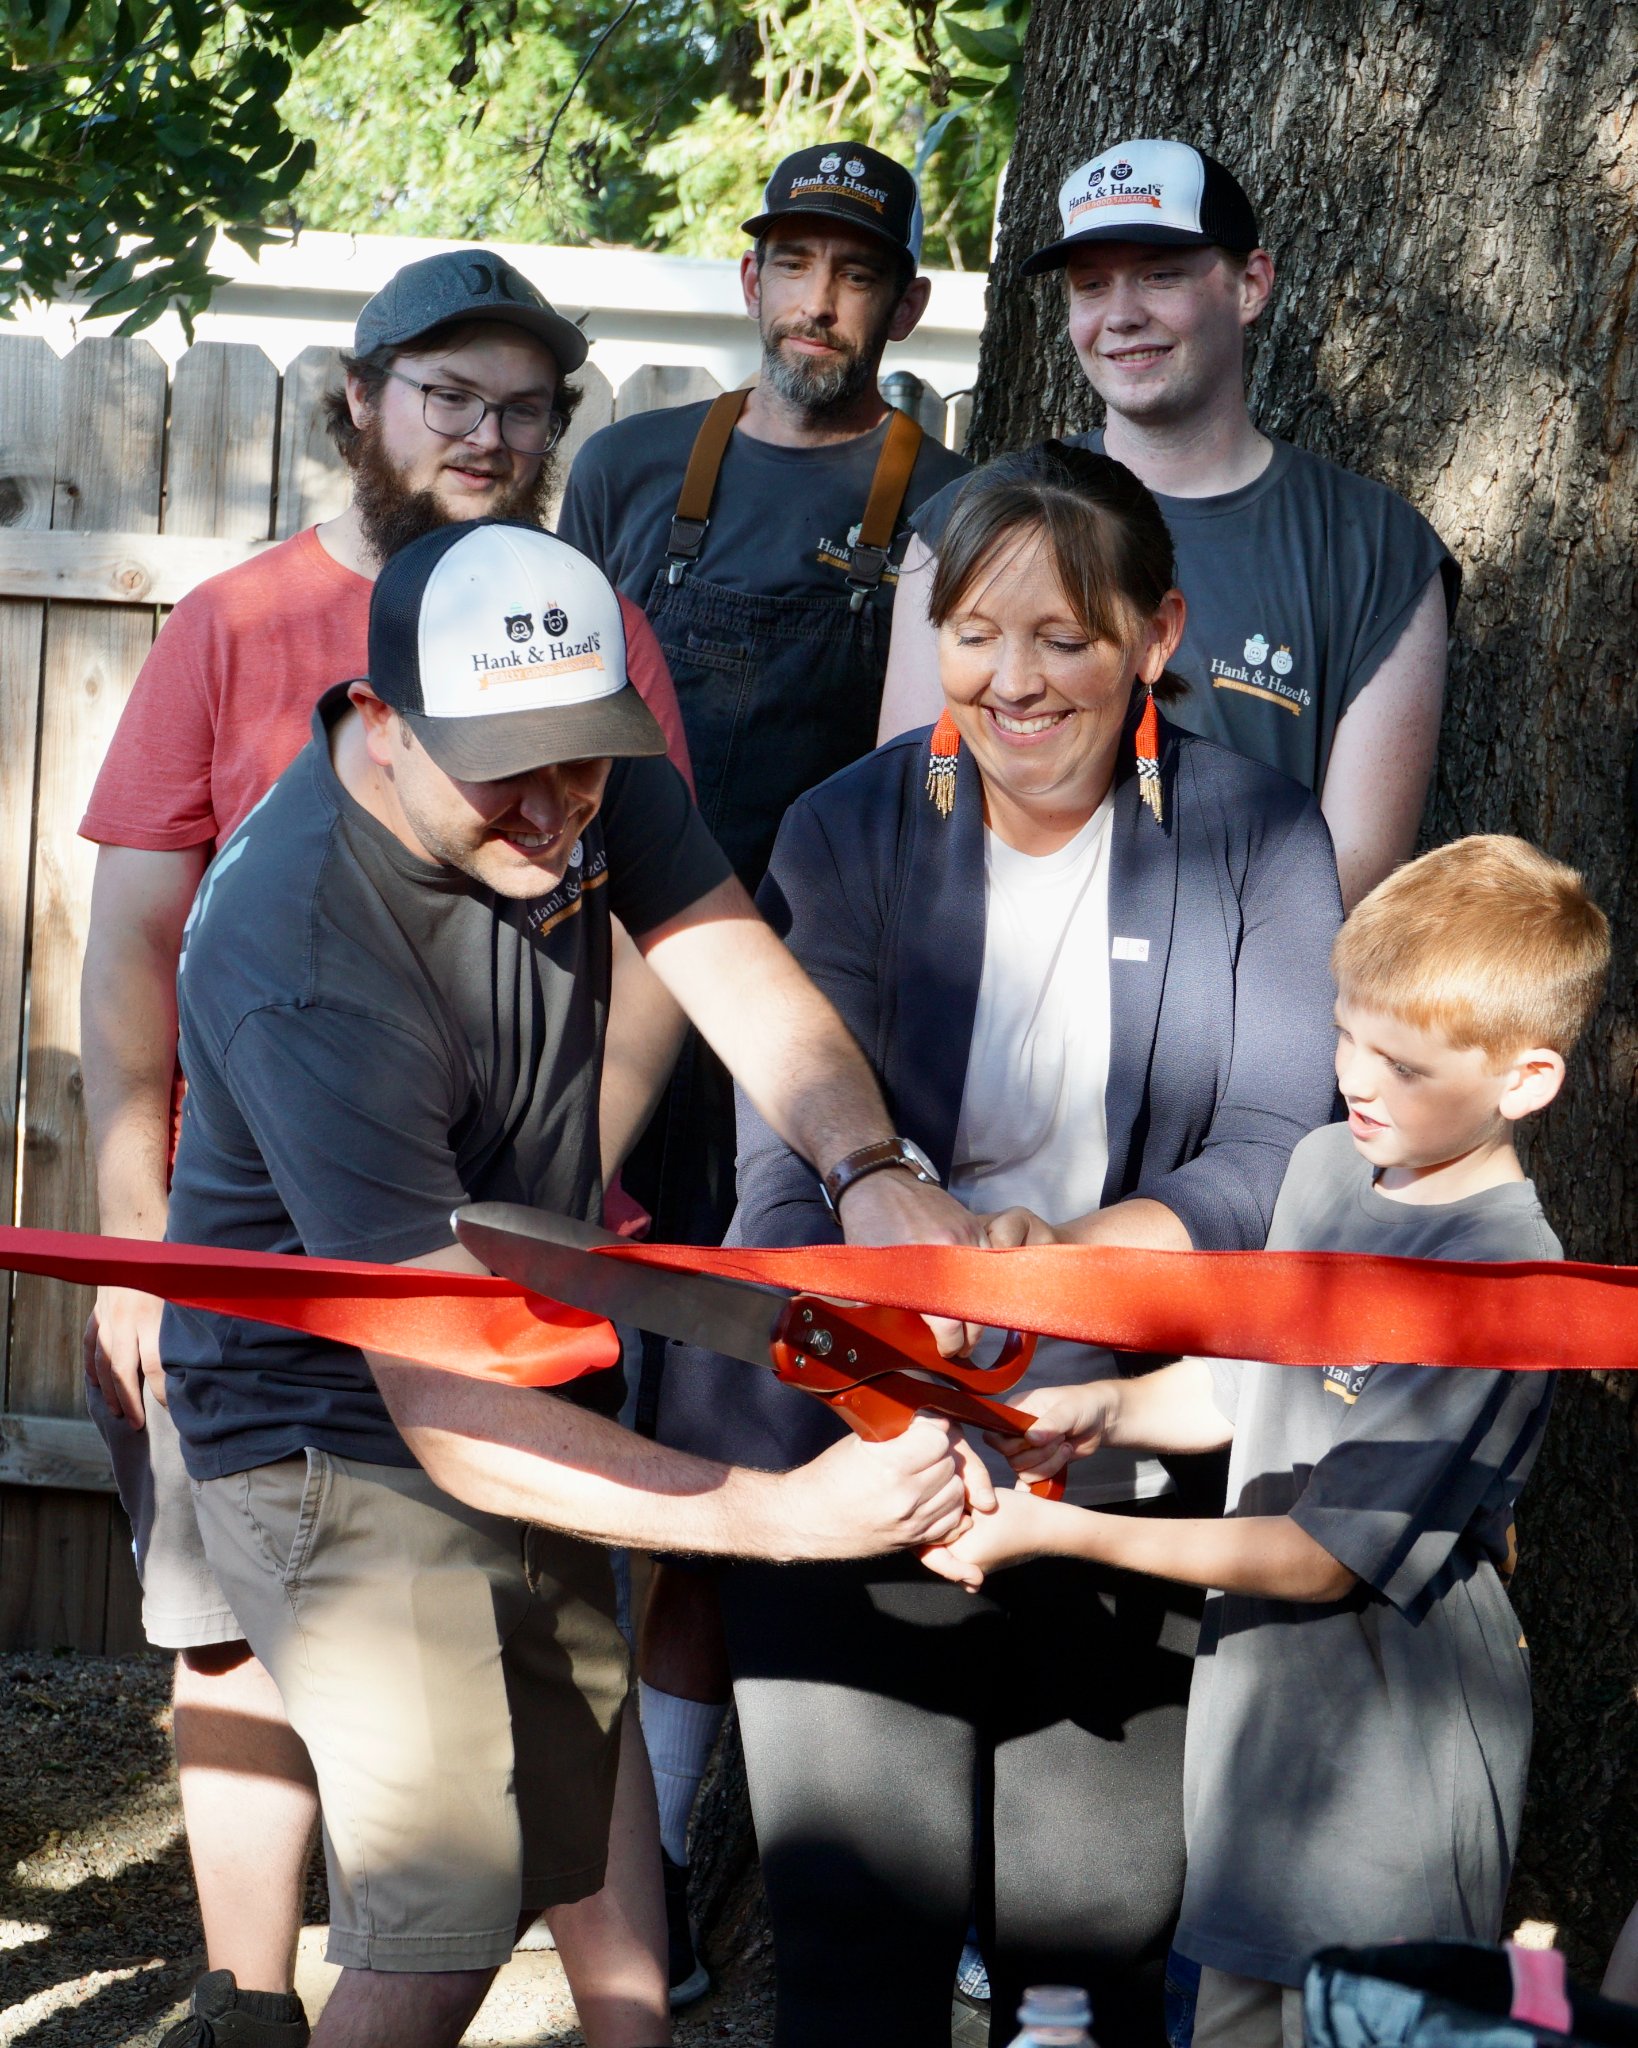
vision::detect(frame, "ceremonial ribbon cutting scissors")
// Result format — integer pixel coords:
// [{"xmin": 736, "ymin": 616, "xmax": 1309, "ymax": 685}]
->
[{"xmin": 455, "ymin": 1203, "xmax": 1067, "ymax": 1500}]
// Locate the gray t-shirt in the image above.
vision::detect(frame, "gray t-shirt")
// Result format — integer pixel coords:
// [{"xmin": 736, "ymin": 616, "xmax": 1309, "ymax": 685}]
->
[
  {"xmin": 163, "ymin": 686, "xmax": 732, "ymax": 1481},
  {"xmin": 912, "ymin": 435, "xmax": 1456, "ymax": 793},
  {"xmin": 558, "ymin": 400, "xmax": 970, "ymax": 609},
  {"xmin": 1176, "ymin": 1122, "xmax": 1559, "ymax": 1986}
]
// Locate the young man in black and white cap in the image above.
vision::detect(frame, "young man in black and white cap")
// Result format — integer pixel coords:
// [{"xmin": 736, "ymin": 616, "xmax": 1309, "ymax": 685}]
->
[
  {"xmin": 879, "ymin": 136, "xmax": 1457, "ymax": 910},
  {"xmin": 558, "ymin": 145, "xmax": 972, "ymax": 1994},
  {"xmin": 161, "ymin": 519, "xmax": 988, "ymax": 2048},
  {"xmin": 78, "ymin": 249, "xmax": 691, "ymax": 2046}
]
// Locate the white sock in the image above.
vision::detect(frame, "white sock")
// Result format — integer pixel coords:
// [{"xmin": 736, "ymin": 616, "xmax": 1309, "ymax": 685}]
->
[{"xmin": 639, "ymin": 1680, "xmax": 729, "ymax": 1865}]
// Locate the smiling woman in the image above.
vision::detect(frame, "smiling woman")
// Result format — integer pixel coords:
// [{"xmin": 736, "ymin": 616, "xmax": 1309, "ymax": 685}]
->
[{"xmin": 659, "ymin": 441, "xmax": 1349, "ymax": 2047}]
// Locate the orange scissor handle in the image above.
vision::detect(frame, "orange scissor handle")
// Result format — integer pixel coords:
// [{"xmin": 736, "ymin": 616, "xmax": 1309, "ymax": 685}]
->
[
  {"xmin": 770, "ymin": 1297, "xmax": 1064, "ymax": 1502},
  {"xmin": 778, "ymin": 1295, "xmax": 1039, "ymax": 1393}
]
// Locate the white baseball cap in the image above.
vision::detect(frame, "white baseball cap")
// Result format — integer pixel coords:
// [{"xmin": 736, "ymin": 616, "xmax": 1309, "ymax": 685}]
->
[
  {"xmin": 1021, "ymin": 138, "xmax": 1261, "ymax": 275},
  {"xmin": 365, "ymin": 522, "xmax": 665, "ymax": 779}
]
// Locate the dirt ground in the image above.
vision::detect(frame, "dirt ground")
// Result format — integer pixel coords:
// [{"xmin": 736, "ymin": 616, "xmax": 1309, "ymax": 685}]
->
[{"xmin": 0, "ymin": 1649, "xmax": 775, "ymax": 2048}]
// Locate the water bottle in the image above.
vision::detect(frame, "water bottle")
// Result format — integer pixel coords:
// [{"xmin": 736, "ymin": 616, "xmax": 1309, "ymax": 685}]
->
[{"xmin": 1007, "ymin": 1983, "xmax": 1096, "ymax": 2047}]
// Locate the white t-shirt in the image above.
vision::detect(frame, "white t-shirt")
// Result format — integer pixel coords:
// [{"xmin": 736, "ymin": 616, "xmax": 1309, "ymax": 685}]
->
[{"xmin": 950, "ymin": 798, "xmax": 1172, "ymax": 1506}]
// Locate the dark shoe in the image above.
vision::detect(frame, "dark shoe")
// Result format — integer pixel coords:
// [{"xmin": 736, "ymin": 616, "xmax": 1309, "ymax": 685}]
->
[
  {"xmin": 159, "ymin": 1971, "xmax": 310, "ymax": 2047},
  {"xmin": 661, "ymin": 1848, "xmax": 711, "ymax": 2008}
]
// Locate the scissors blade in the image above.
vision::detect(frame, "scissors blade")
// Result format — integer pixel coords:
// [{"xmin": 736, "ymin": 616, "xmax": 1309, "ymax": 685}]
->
[{"xmin": 454, "ymin": 1202, "xmax": 792, "ymax": 1368}]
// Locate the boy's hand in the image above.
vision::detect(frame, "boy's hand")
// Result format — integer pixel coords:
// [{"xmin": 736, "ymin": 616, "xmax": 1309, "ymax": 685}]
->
[
  {"xmin": 984, "ymin": 1382, "xmax": 1122, "ymax": 1482},
  {"xmin": 920, "ymin": 1487, "xmax": 1061, "ymax": 1590},
  {"xmin": 981, "ymin": 1206, "xmax": 1064, "ymax": 1248}
]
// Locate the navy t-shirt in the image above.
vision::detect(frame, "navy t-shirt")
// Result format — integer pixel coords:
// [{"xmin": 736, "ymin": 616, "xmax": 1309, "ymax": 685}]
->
[
  {"xmin": 559, "ymin": 400, "xmax": 970, "ymax": 609},
  {"xmin": 163, "ymin": 686, "xmax": 731, "ymax": 1480}
]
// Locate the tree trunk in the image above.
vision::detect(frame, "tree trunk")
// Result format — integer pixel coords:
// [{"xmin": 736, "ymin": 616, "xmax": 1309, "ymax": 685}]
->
[{"xmin": 970, "ymin": 0, "xmax": 1638, "ymax": 1979}]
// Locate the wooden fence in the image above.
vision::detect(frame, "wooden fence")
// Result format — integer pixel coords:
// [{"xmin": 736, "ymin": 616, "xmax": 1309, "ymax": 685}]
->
[{"xmin": 0, "ymin": 333, "xmax": 965, "ymax": 1652}]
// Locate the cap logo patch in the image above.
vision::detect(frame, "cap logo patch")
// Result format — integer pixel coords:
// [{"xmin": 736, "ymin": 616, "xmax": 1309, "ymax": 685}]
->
[
  {"xmin": 820, "ymin": 150, "xmax": 842, "ymax": 172},
  {"xmin": 461, "ymin": 258, "xmax": 532, "ymax": 305},
  {"xmin": 845, "ymin": 156, "xmax": 866, "ymax": 177},
  {"xmin": 473, "ymin": 634, "xmax": 606, "ymax": 689},
  {"xmin": 505, "ymin": 611, "xmax": 533, "ymax": 642},
  {"xmin": 1111, "ymin": 159, "xmax": 1133, "ymax": 180},
  {"xmin": 1066, "ymin": 185, "xmax": 1165, "ymax": 225},
  {"xmin": 788, "ymin": 171, "xmax": 889, "ymax": 215},
  {"xmin": 543, "ymin": 604, "xmax": 569, "ymax": 636},
  {"xmin": 1088, "ymin": 163, "xmax": 1105, "ymax": 182}
]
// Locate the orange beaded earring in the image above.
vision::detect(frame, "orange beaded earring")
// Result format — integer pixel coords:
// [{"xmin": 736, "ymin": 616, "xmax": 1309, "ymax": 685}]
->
[{"xmin": 925, "ymin": 708, "xmax": 961, "ymax": 819}]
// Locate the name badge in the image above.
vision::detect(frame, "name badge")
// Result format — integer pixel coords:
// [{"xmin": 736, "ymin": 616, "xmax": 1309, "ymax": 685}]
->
[{"xmin": 1111, "ymin": 936, "xmax": 1150, "ymax": 962}]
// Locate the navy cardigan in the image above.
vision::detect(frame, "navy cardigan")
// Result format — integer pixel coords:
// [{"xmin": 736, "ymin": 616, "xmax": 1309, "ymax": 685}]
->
[{"xmin": 658, "ymin": 707, "xmax": 1343, "ymax": 1472}]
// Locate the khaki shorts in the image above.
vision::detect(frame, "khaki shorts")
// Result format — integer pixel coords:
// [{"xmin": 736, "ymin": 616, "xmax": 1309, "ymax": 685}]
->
[
  {"xmin": 194, "ymin": 1451, "xmax": 629, "ymax": 1973},
  {"xmin": 87, "ymin": 1378, "xmax": 243, "ymax": 1650}
]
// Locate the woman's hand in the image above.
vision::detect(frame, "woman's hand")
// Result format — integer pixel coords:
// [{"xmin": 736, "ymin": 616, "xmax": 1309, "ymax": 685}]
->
[
  {"xmin": 920, "ymin": 1486, "xmax": 1062, "ymax": 1590},
  {"xmin": 984, "ymin": 1382, "xmax": 1122, "ymax": 1483},
  {"xmin": 980, "ymin": 1206, "xmax": 1065, "ymax": 1248}
]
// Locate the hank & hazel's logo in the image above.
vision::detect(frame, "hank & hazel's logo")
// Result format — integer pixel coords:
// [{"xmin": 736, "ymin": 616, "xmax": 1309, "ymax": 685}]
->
[
  {"xmin": 1211, "ymin": 627, "xmax": 1310, "ymax": 715},
  {"xmin": 505, "ymin": 611, "xmax": 533, "ymax": 642}
]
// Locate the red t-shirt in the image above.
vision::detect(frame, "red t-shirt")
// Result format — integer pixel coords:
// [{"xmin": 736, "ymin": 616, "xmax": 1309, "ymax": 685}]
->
[{"xmin": 80, "ymin": 526, "xmax": 694, "ymax": 849}]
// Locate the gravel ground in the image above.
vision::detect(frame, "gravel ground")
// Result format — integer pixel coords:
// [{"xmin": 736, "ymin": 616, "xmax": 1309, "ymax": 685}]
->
[{"xmin": 0, "ymin": 1650, "xmax": 775, "ymax": 2048}]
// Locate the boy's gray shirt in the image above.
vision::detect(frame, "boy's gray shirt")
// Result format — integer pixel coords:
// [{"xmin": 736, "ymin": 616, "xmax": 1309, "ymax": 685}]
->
[{"xmin": 1176, "ymin": 1122, "xmax": 1559, "ymax": 1986}]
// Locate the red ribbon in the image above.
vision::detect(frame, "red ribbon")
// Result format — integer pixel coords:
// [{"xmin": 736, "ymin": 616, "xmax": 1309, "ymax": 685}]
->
[{"xmin": 3, "ymin": 1224, "xmax": 1635, "ymax": 1387}]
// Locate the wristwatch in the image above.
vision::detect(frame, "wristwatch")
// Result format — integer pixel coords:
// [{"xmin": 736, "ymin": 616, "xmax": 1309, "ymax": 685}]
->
[{"xmin": 820, "ymin": 1137, "xmax": 941, "ymax": 1220}]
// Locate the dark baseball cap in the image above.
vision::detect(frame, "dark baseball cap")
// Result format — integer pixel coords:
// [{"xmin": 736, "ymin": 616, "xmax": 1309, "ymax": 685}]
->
[
  {"xmin": 1021, "ymin": 139, "xmax": 1260, "ymax": 275},
  {"xmin": 743, "ymin": 143, "xmax": 924, "ymax": 264},
  {"xmin": 354, "ymin": 250, "xmax": 589, "ymax": 374},
  {"xmin": 366, "ymin": 521, "xmax": 664, "ymax": 780}
]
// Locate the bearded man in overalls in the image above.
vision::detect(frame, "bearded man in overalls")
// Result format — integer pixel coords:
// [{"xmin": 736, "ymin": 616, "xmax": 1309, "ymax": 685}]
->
[{"xmin": 556, "ymin": 143, "xmax": 971, "ymax": 2003}]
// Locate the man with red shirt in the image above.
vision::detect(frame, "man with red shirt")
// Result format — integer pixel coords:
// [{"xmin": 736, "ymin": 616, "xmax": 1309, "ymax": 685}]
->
[{"xmin": 78, "ymin": 250, "xmax": 689, "ymax": 2048}]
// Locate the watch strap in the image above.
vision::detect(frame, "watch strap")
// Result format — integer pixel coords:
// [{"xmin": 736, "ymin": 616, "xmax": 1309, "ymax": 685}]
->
[{"xmin": 821, "ymin": 1138, "xmax": 939, "ymax": 1217}]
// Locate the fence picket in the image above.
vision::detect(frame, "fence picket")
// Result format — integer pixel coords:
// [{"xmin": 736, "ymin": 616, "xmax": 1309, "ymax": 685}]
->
[
  {"xmin": 6, "ymin": 339, "xmax": 165, "ymax": 1649},
  {"xmin": 0, "ymin": 338, "xmax": 62, "ymax": 1408},
  {"xmin": 615, "ymin": 364, "xmax": 722, "ymax": 419},
  {"xmin": 168, "ymin": 344, "xmax": 280, "ymax": 540},
  {"xmin": 274, "ymin": 345, "xmax": 351, "ymax": 539}
]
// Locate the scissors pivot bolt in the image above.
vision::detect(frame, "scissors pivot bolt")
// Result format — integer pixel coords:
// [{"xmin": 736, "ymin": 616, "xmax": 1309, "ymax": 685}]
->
[{"xmin": 807, "ymin": 1328, "xmax": 834, "ymax": 1356}]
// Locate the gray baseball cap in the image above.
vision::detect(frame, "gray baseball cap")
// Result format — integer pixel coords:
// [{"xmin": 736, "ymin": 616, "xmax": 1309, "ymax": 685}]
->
[{"xmin": 355, "ymin": 250, "xmax": 589, "ymax": 373}]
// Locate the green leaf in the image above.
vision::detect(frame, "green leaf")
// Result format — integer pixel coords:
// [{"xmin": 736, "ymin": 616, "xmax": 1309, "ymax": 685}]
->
[{"xmin": 943, "ymin": 18, "xmax": 1022, "ymax": 66}]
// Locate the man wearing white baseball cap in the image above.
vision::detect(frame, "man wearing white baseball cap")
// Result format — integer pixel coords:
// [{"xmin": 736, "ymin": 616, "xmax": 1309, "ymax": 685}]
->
[
  {"xmin": 78, "ymin": 247, "xmax": 694, "ymax": 2046},
  {"xmin": 879, "ymin": 136, "xmax": 1457, "ymax": 910},
  {"xmin": 160, "ymin": 520, "xmax": 988, "ymax": 2048}
]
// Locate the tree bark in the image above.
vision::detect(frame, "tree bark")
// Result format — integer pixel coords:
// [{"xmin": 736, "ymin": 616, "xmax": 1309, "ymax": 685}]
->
[{"xmin": 971, "ymin": 0, "xmax": 1638, "ymax": 1979}]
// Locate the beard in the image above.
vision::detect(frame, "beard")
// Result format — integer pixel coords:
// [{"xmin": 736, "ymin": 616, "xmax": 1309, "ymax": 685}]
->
[
  {"xmin": 349, "ymin": 418, "xmax": 555, "ymax": 566},
  {"xmin": 759, "ymin": 313, "xmax": 891, "ymax": 419}
]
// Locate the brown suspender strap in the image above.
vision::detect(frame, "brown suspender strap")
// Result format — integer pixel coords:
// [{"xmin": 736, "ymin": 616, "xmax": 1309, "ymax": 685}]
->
[
  {"xmin": 665, "ymin": 389, "xmax": 751, "ymax": 584},
  {"xmin": 664, "ymin": 387, "xmax": 926, "ymax": 607},
  {"xmin": 846, "ymin": 406, "xmax": 924, "ymax": 609}
]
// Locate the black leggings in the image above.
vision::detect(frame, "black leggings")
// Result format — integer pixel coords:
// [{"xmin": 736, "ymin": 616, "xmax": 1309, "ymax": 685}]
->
[{"xmin": 720, "ymin": 1512, "xmax": 1202, "ymax": 2048}]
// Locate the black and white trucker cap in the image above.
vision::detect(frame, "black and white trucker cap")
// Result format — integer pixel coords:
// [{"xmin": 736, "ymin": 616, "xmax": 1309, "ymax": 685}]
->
[
  {"xmin": 366, "ymin": 521, "xmax": 664, "ymax": 779},
  {"xmin": 1021, "ymin": 138, "xmax": 1260, "ymax": 275},
  {"xmin": 743, "ymin": 143, "xmax": 924, "ymax": 264}
]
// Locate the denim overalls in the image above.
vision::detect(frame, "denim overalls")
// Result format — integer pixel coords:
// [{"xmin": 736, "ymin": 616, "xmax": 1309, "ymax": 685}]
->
[{"xmin": 630, "ymin": 393, "xmax": 924, "ymax": 1295}]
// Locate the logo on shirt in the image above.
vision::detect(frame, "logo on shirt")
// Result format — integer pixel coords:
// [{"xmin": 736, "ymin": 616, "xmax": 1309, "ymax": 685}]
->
[
  {"xmin": 814, "ymin": 522, "xmax": 906, "ymax": 588},
  {"xmin": 524, "ymin": 839, "xmax": 609, "ymax": 939},
  {"xmin": 1209, "ymin": 631, "xmax": 1311, "ymax": 716},
  {"xmin": 505, "ymin": 611, "xmax": 533, "ymax": 642},
  {"xmin": 1322, "ymin": 1363, "xmax": 1375, "ymax": 1404}
]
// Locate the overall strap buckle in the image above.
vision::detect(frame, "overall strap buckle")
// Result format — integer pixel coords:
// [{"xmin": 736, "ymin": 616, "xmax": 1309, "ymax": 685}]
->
[{"xmin": 665, "ymin": 516, "xmax": 710, "ymax": 585}]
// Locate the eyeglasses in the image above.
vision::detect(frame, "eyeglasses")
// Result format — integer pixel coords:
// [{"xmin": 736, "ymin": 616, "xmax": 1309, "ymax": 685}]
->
[{"xmin": 383, "ymin": 369, "xmax": 568, "ymax": 456}]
